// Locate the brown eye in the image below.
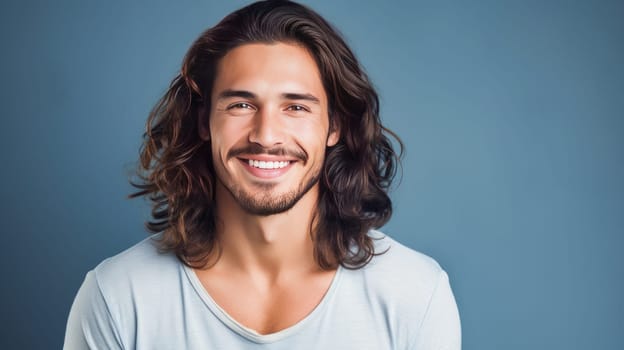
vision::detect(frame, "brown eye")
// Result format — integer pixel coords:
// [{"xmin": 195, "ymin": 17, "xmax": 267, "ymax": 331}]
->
[
  {"xmin": 287, "ymin": 105, "xmax": 309, "ymax": 112},
  {"xmin": 229, "ymin": 102, "xmax": 254, "ymax": 110}
]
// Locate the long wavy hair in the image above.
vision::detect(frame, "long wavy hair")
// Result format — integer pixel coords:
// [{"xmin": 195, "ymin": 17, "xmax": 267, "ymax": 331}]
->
[{"xmin": 130, "ymin": 0, "xmax": 402, "ymax": 270}]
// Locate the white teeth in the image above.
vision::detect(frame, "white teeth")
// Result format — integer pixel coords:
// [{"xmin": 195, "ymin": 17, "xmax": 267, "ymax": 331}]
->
[{"xmin": 247, "ymin": 160, "xmax": 290, "ymax": 169}]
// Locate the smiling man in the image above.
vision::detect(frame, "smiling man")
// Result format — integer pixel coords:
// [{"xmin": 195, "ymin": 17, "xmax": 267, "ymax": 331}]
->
[{"xmin": 64, "ymin": 1, "xmax": 460, "ymax": 349}]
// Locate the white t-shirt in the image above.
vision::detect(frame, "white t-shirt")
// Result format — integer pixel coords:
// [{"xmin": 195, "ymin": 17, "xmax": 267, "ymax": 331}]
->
[{"xmin": 64, "ymin": 231, "xmax": 461, "ymax": 349}]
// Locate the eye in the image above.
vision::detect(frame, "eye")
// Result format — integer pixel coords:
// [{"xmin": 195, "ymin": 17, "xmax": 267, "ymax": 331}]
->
[
  {"xmin": 286, "ymin": 104, "xmax": 309, "ymax": 112},
  {"xmin": 227, "ymin": 102, "xmax": 255, "ymax": 110}
]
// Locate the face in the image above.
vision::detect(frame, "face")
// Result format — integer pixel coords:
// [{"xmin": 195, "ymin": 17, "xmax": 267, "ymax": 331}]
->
[{"xmin": 200, "ymin": 42, "xmax": 339, "ymax": 216}]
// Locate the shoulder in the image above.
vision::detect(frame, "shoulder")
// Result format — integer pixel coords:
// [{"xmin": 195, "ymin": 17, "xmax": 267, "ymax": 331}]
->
[
  {"xmin": 66, "ymin": 234, "xmax": 181, "ymax": 349},
  {"xmin": 341, "ymin": 230, "xmax": 460, "ymax": 348},
  {"xmin": 342, "ymin": 229, "xmax": 449, "ymax": 309},
  {"xmin": 92, "ymin": 233, "xmax": 179, "ymax": 288},
  {"xmin": 89, "ymin": 234, "xmax": 182, "ymax": 322},
  {"xmin": 362, "ymin": 230, "xmax": 445, "ymax": 294},
  {"xmin": 361, "ymin": 230, "xmax": 461, "ymax": 348}
]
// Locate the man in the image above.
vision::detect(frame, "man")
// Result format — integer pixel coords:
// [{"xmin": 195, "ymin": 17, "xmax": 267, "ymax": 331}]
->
[{"xmin": 64, "ymin": 1, "xmax": 461, "ymax": 349}]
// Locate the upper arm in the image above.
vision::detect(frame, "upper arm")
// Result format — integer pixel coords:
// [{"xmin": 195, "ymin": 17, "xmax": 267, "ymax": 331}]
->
[
  {"xmin": 410, "ymin": 270, "xmax": 462, "ymax": 350},
  {"xmin": 63, "ymin": 271, "xmax": 124, "ymax": 350}
]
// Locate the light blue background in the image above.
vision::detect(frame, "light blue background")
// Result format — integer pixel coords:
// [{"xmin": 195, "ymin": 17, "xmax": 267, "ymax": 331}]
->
[{"xmin": 1, "ymin": 0, "xmax": 622, "ymax": 348}]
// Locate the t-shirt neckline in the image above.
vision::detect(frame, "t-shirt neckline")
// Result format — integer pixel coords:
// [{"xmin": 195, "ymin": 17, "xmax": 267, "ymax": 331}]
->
[{"xmin": 182, "ymin": 262, "xmax": 343, "ymax": 344}]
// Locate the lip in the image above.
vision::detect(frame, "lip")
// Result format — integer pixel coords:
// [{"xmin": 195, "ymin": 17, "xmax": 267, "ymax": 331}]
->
[
  {"xmin": 236, "ymin": 154, "xmax": 299, "ymax": 162},
  {"xmin": 238, "ymin": 158, "xmax": 295, "ymax": 179}
]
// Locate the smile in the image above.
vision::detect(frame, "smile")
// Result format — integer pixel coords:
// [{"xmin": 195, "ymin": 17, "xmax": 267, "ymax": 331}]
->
[
  {"xmin": 238, "ymin": 157, "xmax": 295, "ymax": 179},
  {"xmin": 247, "ymin": 159, "xmax": 290, "ymax": 169}
]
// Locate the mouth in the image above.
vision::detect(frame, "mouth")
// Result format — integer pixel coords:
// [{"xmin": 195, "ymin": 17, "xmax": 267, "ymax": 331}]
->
[
  {"xmin": 245, "ymin": 159, "xmax": 291, "ymax": 169},
  {"xmin": 237, "ymin": 157, "xmax": 296, "ymax": 179}
]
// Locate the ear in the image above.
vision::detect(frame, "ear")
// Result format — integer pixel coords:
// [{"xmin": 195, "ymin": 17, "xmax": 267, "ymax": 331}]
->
[
  {"xmin": 198, "ymin": 105, "xmax": 210, "ymax": 141},
  {"xmin": 326, "ymin": 123, "xmax": 340, "ymax": 147}
]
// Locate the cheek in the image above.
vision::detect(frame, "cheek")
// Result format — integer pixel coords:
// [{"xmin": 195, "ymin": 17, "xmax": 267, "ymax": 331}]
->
[
  {"xmin": 210, "ymin": 119, "xmax": 246, "ymax": 151},
  {"xmin": 291, "ymin": 122, "xmax": 329, "ymax": 148}
]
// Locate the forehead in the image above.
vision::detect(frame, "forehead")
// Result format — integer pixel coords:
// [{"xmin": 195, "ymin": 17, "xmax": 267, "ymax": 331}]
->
[{"xmin": 212, "ymin": 42, "xmax": 326, "ymax": 101}]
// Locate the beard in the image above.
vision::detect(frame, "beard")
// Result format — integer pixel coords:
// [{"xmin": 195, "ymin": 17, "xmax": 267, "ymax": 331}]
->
[
  {"xmin": 221, "ymin": 171, "xmax": 320, "ymax": 216},
  {"xmin": 216, "ymin": 143, "xmax": 320, "ymax": 216}
]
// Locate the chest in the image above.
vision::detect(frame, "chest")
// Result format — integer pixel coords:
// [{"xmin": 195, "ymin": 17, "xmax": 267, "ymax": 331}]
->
[
  {"xmin": 125, "ymin": 268, "xmax": 407, "ymax": 349},
  {"xmin": 195, "ymin": 269, "xmax": 338, "ymax": 335},
  {"xmin": 139, "ymin": 295, "xmax": 397, "ymax": 350}
]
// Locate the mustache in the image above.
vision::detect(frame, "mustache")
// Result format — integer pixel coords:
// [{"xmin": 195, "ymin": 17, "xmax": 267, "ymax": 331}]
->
[{"xmin": 228, "ymin": 143, "xmax": 308, "ymax": 162}]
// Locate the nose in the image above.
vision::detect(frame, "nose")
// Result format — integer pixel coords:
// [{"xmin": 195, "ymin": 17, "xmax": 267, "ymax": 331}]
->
[{"xmin": 248, "ymin": 106, "xmax": 285, "ymax": 148}]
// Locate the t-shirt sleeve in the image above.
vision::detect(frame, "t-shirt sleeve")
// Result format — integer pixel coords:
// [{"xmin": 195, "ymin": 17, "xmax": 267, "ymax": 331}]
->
[
  {"xmin": 411, "ymin": 270, "xmax": 462, "ymax": 350},
  {"xmin": 63, "ymin": 270, "xmax": 124, "ymax": 350}
]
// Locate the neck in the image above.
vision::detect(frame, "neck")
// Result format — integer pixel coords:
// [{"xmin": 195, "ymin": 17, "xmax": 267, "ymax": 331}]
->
[{"xmin": 212, "ymin": 181, "xmax": 322, "ymax": 280}]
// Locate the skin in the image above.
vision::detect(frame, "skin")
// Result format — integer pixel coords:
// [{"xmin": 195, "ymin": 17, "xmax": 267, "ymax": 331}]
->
[{"xmin": 196, "ymin": 42, "xmax": 340, "ymax": 334}]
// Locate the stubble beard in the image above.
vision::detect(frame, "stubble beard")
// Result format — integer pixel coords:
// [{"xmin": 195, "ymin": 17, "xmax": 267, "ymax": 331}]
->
[{"xmin": 222, "ymin": 170, "xmax": 321, "ymax": 216}]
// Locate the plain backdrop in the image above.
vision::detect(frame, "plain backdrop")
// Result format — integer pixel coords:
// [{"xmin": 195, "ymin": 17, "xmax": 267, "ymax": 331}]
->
[{"xmin": 1, "ymin": 0, "xmax": 622, "ymax": 349}]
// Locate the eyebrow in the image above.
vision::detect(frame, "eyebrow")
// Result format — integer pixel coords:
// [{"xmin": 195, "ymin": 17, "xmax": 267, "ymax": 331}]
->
[
  {"xmin": 216, "ymin": 89, "xmax": 256, "ymax": 100},
  {"xmin": 216, "ymin": 89, "xmax": 320, "ymax": 104},
  {"xmin": 282, "ymin": 93, "xmax": 320, "ymax": 104}
]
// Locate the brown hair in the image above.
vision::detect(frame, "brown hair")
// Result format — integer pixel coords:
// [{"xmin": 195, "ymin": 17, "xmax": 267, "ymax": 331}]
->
[{"xmin": 130, "ymin": 0, "xmax": 402, "ymax": 269}]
